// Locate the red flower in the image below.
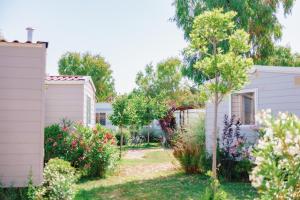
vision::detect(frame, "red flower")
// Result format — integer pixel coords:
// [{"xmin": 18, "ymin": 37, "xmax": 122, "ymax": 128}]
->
[
  {"xmin": 62, "ymin": 127, "xmax": 69, "ymax": 132},
  {"xmin": 71, "ymin": 140, "xmax": 77, "ymax": 148}
]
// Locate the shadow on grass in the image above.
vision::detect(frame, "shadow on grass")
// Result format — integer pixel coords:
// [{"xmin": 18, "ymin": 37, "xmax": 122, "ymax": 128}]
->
[
  {"xmin": 125, "ymin": 142, "xmax": 162, "ymax": 150},
  {"xmin": 75, "ymin": 173, "xmax": 257, "ymax": 200}
]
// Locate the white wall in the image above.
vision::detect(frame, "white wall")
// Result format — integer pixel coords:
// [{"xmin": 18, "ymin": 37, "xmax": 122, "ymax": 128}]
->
[
  {"xmin": 0, "ymin": 42, "xmax": 46, "ymax": 187},
  {"xmin": 205, "ymin": 69, "xmax": 300, "ymax": 152},
  {"xmin": 83, "ymin": 80, "xmax": 96, "ymax": 127},
  {"xmin": 45, "ymin": 84, "xmax": 84, "ymax": 126},
  {"xmin": 95, "ymin": 103, "xmax": 115, "ymax": 130}
]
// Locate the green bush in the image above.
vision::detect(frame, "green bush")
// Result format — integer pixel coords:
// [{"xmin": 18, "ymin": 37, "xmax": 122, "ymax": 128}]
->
[
  {"xmin": 114, "ymin": 128, "xmax": 130, "ymax": 146},
  {"xmin": 202, "ymin": 171, "xmax": 228, "ymax": 200},
  {"xmin": 44, "ymin": 124, "xmax": 69, "ymax": 162},
  {"xmin": 250, "ymin": 110, "xmax": 300, "ymax": 199},
  {"xmin": 173, "ymin": 117, "xmax": 208, "ymax": 174},
  {"xmin": 35, "ymin": 158, "xmax": 78, "ymax": 200},
  {"xmin": 65, "ymin": 123, "xmax": 118, "ymax": 177},
  {"xmin": 139, "ymin": 127, "xmax": 163, "ymax": 143}
]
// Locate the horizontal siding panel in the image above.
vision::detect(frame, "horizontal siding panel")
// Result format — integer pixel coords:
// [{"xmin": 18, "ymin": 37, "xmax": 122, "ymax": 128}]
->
[
  {"xmin": 0, "ymin": 176, "xmax": 41, "ymax": 187},
  {"xmin": 0, "ymin": 133, "xmax": 40, "ymax": 144},
  {"xmin": 0, "ymin": 46, "xmax": 44, "ymax": 57},
  {"xmin": 0, "ymin": 144, "xmax": 40, "ymax": 154},
  {"xmin": 0, "ymin": 164, "xmax": 40, "ymax": 177},
  {"xmin": 45, "ymin": 85, "xmax": 83, "ymax": 93},
  {"xmin": 0, "ymin": 66, "xmax": 43, "ymax": 78},
  {"xmin": 46, "ymin": 99, "xmax": 83, "ymax": 106},
  {"xmin": 46, "ymin": 104, "xmax": 82, "ymax": 112},
  {"xmin": 0, "ymin": 55, "xmax": 42, "ymax": 68},
  {"xmin": 0, "ymin": 89, "xmax": 41, "ymax": 100},
  {"xmin": 0, "ymin": 122, "xmax": 41, "ymax": 133},
  {"xmin": 0, "ymin": 78, "xmax": 43, "ymax": 89},
  {"xmin": 0, "ymin": 100, "xmax": 41, "ymax": 110},
  {"xmin": 0, "ymin": 110, "xmax": 41, "ymax": 122},
  {"xmin": 0, "ymin": 154, "xmax": 40, "ymax": 165}
]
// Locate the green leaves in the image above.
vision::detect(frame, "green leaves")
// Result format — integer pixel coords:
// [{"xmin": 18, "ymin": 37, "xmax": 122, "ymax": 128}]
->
[
  {"xmin": 58, "ymin": 52, "xmax": 115, "ymax": 101},
  {"xmin": 190, "ymin": 9, "xmax": 253, "ymax": 99}
]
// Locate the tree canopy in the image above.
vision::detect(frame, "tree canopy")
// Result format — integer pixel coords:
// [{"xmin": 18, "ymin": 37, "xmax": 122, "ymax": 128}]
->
[
  {"xmin": 187, "ymin": 8, "xmax": 253, "ymax": 177},
  {"xmin": 135, "ymin": 57, "xmax": 182, "ymax": 102},
  {"xmin": 173, "ymin": 0, "xmax": 296, "ymax": 84},
  {"xmin": 58, "ymin": 52, "xmax": 115, "ymax": 102}
]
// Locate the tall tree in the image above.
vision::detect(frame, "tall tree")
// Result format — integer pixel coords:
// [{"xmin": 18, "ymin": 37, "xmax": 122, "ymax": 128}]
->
[
  {"xmin": 110, "ymin": 95, "xmax": 134, "ymax": 158},
  {"xmin": 129, "ymin": 92, "xmax": 167, "ymax": 144},
  {"xmin": 58, "ymin": 52, "xmax": 115, "ymax": 101},
  {"xmin": 188, "ymin": 9, "xmax": 252, "ymax": 177},
  {"xmin": 136, "ymin": 57, "xmax": 182, "ymax": 103},
  {"xmin": 173, "ymin": 0, "xmax": 295, "ymax": 62},
  {"xmin": 173, "ymin": 0, "xmax": 295, "ymax": 82}
]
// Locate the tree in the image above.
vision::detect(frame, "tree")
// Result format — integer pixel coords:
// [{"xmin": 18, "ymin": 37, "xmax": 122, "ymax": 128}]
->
[
  {"xmin": 135, "ymin": 57, "xmax": 182, "ymax": 102},
  {"xmin": 109, "ymin": 95, "xmax": 133, "ymax": 157},
  {"xmin": 188, "ymin": 9, "xmax": 253, "ymax": 177},
  {"xmin": 263, "ymin": 45, "xmax": 300, "ymax": 67},
  {"xmin": 129, "ymin": 92, "xmax": 167, "ymax": 144},
  {"xmin": 173, "ymin": 0, "xmax": 295, "ymax": 62},
  {"xmin": 173, "ymin": 0, "xmax": 296, "ymax": 82},
  {"xmin": 58, "ymin": 52, "xmax": 115, "ymax": 101}
]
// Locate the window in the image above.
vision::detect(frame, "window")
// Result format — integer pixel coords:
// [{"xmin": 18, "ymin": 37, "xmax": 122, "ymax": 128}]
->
[
  {"xmin": 86, "ymin": 96, "xmax": 91, "ymax": 125},
  {"xmin": 231, "ymin": 92, "xmax": 255, "ymax": 125},
  {"xmin": 96, "ymin": 113, "xmax": 106, "ymax": 126}
]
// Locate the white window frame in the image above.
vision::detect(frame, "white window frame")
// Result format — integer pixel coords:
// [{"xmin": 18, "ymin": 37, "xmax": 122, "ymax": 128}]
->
[{"xmin": 228, "ymin": 88, "xmax": 258, "ymax": 127}]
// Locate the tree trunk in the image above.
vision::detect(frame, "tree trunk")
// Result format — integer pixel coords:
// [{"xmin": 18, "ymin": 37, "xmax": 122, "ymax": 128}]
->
[
  {"xmin": 212, "ymin": 92, "xmax": 219, "ymax": 178},
  {"xmin": 147, "ymin": 125, "xmax": 150, "ymax": 144},
  {"xmin": 119, "ymin": 126, "xmax": 123, "ymax": 158}
]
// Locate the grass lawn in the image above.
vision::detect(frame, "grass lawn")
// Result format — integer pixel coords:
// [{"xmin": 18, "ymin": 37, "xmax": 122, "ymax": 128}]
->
[{"xmin": 75, "ymin": 148, "xmax": 257, "ymax": 200}]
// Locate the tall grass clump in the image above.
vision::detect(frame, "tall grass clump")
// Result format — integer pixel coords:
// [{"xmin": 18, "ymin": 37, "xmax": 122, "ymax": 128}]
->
[{"xmin": 173, "ymin": 116, "xmax": 208, "ymax": 174}]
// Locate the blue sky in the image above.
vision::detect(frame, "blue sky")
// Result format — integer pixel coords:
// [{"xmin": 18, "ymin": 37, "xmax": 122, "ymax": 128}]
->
[{"xmin": 1, "ymin": 0, "xmax": 299, "ymax": 94}]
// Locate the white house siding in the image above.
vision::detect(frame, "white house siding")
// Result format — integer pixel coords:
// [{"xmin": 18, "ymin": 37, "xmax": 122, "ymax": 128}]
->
[
  {"xmin": 0, "ymin": 42, "xmax": 46, "ymax": 187},
  {"xmin": 205, "ymin": 67, "xmax": 300, "ymax": 153},
  {"xmin": 45, "ymin": 84, "xmax": 84, "ymax": 126},
  {"xmin": 83, "ymin": 80, "xmax": 96, "ymax": 127},
  {"xmin": 95, "ymin": 103, "xmax": 115, "ymax": 130}
]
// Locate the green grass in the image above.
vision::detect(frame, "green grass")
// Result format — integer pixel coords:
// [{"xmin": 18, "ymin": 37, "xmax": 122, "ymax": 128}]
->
[
  {"xmin": 124, "ymin": 142, "xmax": 162, "ymax": 150},
  {"xmin": 75, "ymin": 149, "xmax": 257, "ymax": 200}
]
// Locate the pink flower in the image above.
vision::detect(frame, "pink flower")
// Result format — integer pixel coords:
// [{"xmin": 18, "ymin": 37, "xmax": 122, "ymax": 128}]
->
[{"xmin": 71, "ymin": 140, "xmax": 77, "ymax": 148}]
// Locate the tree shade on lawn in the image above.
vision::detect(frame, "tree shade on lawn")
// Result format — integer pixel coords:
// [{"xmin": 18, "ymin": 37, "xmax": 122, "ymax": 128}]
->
[{"xmin": 74, "ymin": 149, "xmax": 257, "ymax": 200}]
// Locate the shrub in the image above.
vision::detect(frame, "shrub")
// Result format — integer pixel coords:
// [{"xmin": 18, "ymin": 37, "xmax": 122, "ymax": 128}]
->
[
  {"xmin": 218, "ymin": 115, "xmax": 253, "ymax": 181},
  {"xmin": 35, "ymin": 158, "xmax": 78, "ymax": 200},
  {"xmin": 202, "ymin": 171, "xmax": 228, "ymax": 200},
  {"xmin": 44, "ymin": 124, "xmax": 69, "ymax": 162},
  {"xmin": 66, "ymin": 123, "xmax": 118, "ymax": 177},
  {"xmin": 139, "ymin": 127, "xmax": 163, "ymax": 143},
  {"xmin": 250, "ymin": 110, "xmax": 300, "ymax": 199},
  {"xmin": 114, "ymin": 128, "xmax": 130, "ymax": 146},
  {"xmin": 173, "ymin": 116, "xmax": 208, "ymax": 174}
]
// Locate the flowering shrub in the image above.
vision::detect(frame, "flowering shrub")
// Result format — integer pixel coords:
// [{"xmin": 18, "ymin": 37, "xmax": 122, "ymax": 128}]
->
[
  {"xmin": 218, "ymin": 115, "xmax": 253, "ymax": 181},
  {"xmin": 44, "ymin": 124, "xmax": 69, "ymax": 163},
  {"xmin": 45, "ymin": 120, "xmax": 118, "ymax": 178},
  {"xmin": 250, "ymin": 110, "xmax": 300, "ymax": 199},
  {"xmin": 35, "ymin": 158, "xmax": 78, "ymax": 200},
  {"xmin": 66, "ymin": 123, "xmax": 118, "ymax": 177}
]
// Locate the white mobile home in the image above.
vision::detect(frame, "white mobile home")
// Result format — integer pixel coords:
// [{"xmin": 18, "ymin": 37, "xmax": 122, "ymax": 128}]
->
[
  {"xmin": 45, "ymin": 75, "xmax": 96, "ymax": 127},
  {"xmin": 0, "ymin": 40, "xmax": 47, "ymax": 187},
  {"xmin": 95, "ymin": 102, "xmax": 116, "ymax": 130},
  {"xmin": 205, "ymin": 66, "xmax": 300, "ymax": 152}
]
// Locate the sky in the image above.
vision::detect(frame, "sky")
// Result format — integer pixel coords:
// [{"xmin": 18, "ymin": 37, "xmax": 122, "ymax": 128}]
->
[{"xmin": 0, "ymin": 0, "xmax": 299, "ymax": 94}]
